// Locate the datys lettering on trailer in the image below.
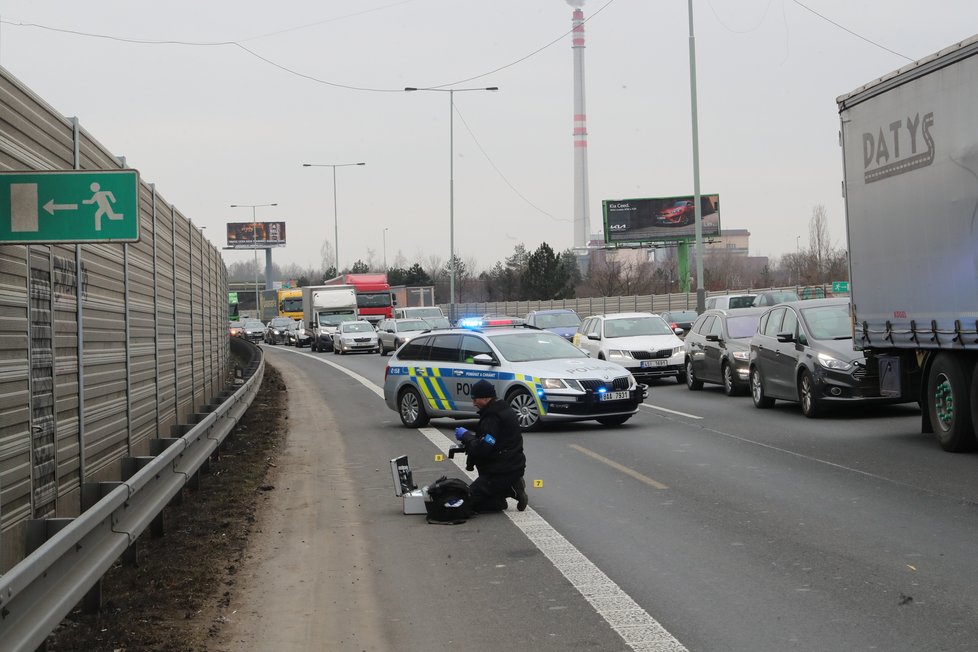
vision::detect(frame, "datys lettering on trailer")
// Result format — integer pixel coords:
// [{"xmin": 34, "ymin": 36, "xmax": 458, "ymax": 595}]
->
[{"xmin": 862, "ymin": 111, "xmax": 934, "ymax": 183}]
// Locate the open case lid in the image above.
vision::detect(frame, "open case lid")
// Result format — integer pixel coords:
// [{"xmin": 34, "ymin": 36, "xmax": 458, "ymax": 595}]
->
[{"xmin": 390, "ymin": 455, "xmax": 416, "ymax": 497}]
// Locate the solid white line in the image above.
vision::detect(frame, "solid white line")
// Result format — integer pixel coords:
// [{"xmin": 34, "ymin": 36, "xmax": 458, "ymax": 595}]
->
[
  {"xmin": 268, "ymin": 345, "xmax": 688, "ymax": 651},
  {"xmin": 641, "ymin": 403, "xmax": 703, "ymax": 419},
  {"xmin": 280, "ymin": 346, "xmax": 385, "ymax": 398}
]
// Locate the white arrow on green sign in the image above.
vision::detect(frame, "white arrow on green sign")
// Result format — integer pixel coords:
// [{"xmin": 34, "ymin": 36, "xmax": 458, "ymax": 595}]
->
[{"xmin": 0, "ymin": 169, "xmax": 139, "ymax": 243}]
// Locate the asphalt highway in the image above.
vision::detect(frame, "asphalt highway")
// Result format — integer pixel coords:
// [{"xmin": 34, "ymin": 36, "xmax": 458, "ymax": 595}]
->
[{"xmin": 242, "ymin": 343, "xmax": 978, "ymax": 652}]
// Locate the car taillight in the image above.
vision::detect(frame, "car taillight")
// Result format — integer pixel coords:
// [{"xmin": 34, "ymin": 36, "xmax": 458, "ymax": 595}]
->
[{"xmin": 384, "ymin": 365, "xmax": 390, "ymax": 381}]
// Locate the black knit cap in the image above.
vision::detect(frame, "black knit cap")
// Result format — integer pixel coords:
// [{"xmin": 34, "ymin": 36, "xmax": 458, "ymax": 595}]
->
[{"xmin": 471, "ymin": 380, "xmax": 496, "ymax": 399}]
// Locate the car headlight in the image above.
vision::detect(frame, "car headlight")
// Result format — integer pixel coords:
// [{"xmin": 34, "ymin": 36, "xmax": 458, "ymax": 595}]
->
[
  {"xmin": 608, "ymin": 349, "xmax": 633, "ymax": 360},
  {"xmin": 817, "ymin": 352, "xmax": 853, "ymax": 371},
  {"xmin": 731, "ymin": 350, "xmax": 750, "ymax": 361},
  {"xmin": 539, "ymin": 378, "xmax": 569, "ymax": 390}
]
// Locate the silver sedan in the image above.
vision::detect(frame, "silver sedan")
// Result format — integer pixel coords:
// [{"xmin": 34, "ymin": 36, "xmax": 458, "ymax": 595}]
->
[{"xmin": 377, "ymin": 318, "xmax": 432, "ymax": 356}]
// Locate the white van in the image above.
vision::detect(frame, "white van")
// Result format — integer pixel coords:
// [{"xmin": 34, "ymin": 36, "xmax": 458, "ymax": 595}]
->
[{"xmin": 704, "ymin": 294, "xmax": 757, "ymax": 311}]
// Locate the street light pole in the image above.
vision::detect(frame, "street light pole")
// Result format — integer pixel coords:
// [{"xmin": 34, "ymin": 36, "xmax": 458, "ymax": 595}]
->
[
  {"xmin": 687, "ymin": 0, "xmax": 706, "ymax": 313},
  {"xmin": 383, "ymin": 227, "xmax": 389, "ymax": 272},
  {"xmin": 404, "ymin": 85, "xmax": 498, "ymax": 321},
  {"xmin": 230, "ymin": 202, "xmax": 277, "ymax": 320},
  {"xmin": 302, "ymin": 162, "xmax": 366, "ymax": 275}
]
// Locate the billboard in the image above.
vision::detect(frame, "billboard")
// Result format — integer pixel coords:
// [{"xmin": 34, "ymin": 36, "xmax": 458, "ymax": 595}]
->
[
  {"xmin": 226, "ymin": 221, "xmax": 287, "ymax": 248},
  {"xmin": 602, "ymin": 194, "xmax": 720, "ymax": 245}
]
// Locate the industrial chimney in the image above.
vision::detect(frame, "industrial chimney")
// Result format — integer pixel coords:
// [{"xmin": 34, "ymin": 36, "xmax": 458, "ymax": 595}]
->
[{"xmin": 571, "ymin": 6, "xmax": 590, "ymax": 250}]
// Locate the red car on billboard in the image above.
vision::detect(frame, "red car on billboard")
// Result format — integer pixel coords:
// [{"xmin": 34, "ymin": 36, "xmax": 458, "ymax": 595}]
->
[{"xmin": 655, "ymin": 200, "xmax": 695, "ymax": 226}]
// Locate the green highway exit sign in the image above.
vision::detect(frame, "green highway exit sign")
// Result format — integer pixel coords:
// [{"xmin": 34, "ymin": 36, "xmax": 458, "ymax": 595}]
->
[
  {"xmin": 0, "ymin": 170, "xmax": 139, "ymax": 243},
  {"xmin": 832, "ymin": 281, "xmax": 850, "ymax": 293}
]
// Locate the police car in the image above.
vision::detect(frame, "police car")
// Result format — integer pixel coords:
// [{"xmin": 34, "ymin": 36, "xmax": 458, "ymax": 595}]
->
[{"xmin": 383, "ymin": 326, "xmax": 647, "ymax": 431}]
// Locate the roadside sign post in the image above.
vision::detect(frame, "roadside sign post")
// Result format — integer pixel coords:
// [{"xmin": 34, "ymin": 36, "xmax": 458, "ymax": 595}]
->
[{"xmin": 0, "ymin": 170, "xmax": 140, "ymax": 243}]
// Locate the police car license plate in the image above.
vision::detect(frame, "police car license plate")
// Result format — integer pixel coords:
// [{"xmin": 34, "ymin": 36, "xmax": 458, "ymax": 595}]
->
[{"xmin": 601, "ymin": 390, "xmax": 629, "ymax": 401}]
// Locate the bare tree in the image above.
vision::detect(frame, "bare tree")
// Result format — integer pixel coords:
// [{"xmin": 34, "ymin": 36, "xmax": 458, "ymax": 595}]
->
[
  {"xmin": 391, "ymin": 249, "xmax": 408, "ymax": 270},
  {"xmin": 424, "ymin": 254, "xmax": 445, "ymax": 283},
  {"xmin": 704, "ymin": 250, "xmax": 751, "ymax": 290},
  {"xmin": 580, "ymin": 255, "xmax": 623, "ymax": 297},
  {"xmin": 618, "ymin": 260, "xmax": 654, "ymax": 296},
  {"xmin": 319, "ymin": 239, "xmax": 335, "ymax": 276},
  {"xmin": 808, "ymin": 204, "xmax": 832, "ymax": 284}
]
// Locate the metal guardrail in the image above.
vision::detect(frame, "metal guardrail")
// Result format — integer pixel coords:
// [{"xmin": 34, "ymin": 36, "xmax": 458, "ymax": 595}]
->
[{"xmin": 0, "ymin": 343, "xmax": 265, "ymax": 652}]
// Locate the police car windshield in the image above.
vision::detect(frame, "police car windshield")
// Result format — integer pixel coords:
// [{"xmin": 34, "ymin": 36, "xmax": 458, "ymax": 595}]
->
[
  {"xmin": 488, "ymin": 332, "xmax": 587, "ymax": 362},
  {"xmin": 604, "ymin": 316, "xmax": 673, "ymax": 338}
]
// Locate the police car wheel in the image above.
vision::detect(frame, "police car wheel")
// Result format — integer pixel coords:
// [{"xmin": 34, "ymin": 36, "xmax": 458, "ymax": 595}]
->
[
  {"xmin": 398, "ymin": 388, "xmax": 430, "ymax": 428},
  {"xmin": 507, "ymin": 388, "xmax": 541, "ymax": 431}
]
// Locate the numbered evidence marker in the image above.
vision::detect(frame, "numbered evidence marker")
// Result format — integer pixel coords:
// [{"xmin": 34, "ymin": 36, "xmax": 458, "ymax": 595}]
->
[
  {"xmin": 435, "ymin": 454, "xmax": 445, "ymax": 462},
  {"xmin": 533, "ymin": 479, "xmax": 543, "ymax": 488},
  {"xmin": 1, "ymin": 170, "xmax": 140, "ymax": 244}
]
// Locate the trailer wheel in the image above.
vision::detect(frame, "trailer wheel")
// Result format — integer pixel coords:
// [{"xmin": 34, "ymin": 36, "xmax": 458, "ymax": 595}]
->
[{"xmin": 927, "ymin": 353, "xmax": 976, "ymax": 452}]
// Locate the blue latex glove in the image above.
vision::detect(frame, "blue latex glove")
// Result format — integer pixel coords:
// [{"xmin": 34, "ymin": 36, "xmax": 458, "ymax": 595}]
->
[{"xmin": 454, "ymin": 427, "xmax": 467, "ymax": 441}]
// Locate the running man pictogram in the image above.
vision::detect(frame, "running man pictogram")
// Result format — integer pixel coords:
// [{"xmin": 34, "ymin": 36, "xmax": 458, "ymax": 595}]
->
[{"xmin": 82, "ymin": 182, "xmax": 124, "ymax": 230}]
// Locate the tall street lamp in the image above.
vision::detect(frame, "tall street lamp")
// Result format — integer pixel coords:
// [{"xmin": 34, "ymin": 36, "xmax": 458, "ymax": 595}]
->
[
  {"xmin": 302, "ymin": 162, "xmax": 365, "ymax": 275},
  {"xmin": 383, "ymin": 227, "xmax": 389, "ymax": 273},
  {"xmin": 230, "ymin": 202, "xmax": 277, "ymax": 319},
  {"xmin": 404, "ymin": 85, "xmax": 499, "ymax": 320}
]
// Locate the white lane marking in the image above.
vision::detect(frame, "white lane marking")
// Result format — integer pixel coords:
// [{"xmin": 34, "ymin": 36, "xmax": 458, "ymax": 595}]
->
[
  {"xmin": 280, "ymin": 347, "xmax": 385, "ymax": 398},
  {"xmin": 569, "ymin": 444, "xmax": 669, "ymax": 490},
  {"xmin": 641, "ymin": 403, "xmax": 702, "ymax": 419},
  {"xmin": 269, "ymin": 345, "xmax": 689, "ymax": 651}
]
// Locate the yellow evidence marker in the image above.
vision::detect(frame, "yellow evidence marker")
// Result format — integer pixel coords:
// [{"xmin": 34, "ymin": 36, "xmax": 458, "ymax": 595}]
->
[{"xmin": 533, "ymin": 479, "xmax": 543, "ymax": 488}]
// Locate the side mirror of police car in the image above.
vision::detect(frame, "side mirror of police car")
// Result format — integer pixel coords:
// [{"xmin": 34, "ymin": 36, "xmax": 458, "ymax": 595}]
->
[{"xmin": 472, "ymin": 353, "xmax": 498, "ymax": 366}]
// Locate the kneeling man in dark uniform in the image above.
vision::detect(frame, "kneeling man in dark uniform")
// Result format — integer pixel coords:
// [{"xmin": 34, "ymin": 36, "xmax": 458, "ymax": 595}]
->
[{"xmin": 454, "ymin": 380, "xmax": 529, "ymax": 512}]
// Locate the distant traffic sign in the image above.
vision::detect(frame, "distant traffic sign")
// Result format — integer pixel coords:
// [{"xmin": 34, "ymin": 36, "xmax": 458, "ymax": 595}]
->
[
  {"xmin": 0, "ymin": 170, "xmax": 139, "ymax": 243},
  {"xmin": 832, "ymin": 281, "xmax": 850, "ymax": 293}
]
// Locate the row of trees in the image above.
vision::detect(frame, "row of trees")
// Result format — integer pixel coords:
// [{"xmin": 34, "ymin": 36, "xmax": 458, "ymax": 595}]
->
[{"xmin": 228, "ymin": 205, "xmax": 849, "ymax": 303}]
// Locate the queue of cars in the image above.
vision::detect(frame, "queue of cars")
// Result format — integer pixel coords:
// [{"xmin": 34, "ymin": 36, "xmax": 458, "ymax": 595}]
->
[{"xmin": 234, "ymin": 292, "xmax": 901, "ymax": 429}]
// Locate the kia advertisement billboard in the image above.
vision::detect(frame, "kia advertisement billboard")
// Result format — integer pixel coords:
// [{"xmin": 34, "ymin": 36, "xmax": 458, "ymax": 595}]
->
[
  {"xmin": 602, "ymin": 194, "xmax": 720, "ymax": 245},
  {"xmin": 226, "ymin": 221, "xmax": 287, "ymax": 248}
]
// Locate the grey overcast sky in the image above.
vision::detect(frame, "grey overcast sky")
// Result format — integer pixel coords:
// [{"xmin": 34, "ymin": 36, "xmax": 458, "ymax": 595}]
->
[{"xmin": 1, "ymin": 0, "xmax": 976, "ymax": 274}]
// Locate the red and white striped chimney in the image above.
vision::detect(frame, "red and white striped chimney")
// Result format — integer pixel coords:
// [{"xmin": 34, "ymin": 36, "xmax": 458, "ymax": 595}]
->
[{"xmin": 572, "ymin": 7, "xmax": 590, "ymax": 250}]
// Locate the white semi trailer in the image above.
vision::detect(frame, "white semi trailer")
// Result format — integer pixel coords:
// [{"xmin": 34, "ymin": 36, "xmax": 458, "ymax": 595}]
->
[{"xmin": 838, "ymin": 34, "xmax": 978, "ymax": 451}]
